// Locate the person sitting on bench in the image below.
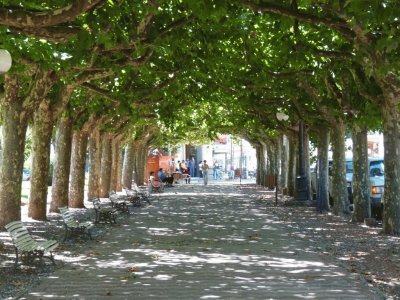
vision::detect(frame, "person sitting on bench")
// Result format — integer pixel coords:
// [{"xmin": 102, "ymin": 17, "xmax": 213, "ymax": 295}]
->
[
  {"xmin": 158, "ymin": 168, "xmax": 174, "ymax": 186},
  {"xmin": 182, "ymin": 168, "xmax": 191, "ymax": 184}
]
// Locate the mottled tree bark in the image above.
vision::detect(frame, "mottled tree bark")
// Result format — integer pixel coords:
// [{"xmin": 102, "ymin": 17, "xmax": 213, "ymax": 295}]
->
[
  {"xmin": 280, "ymin": 135, "xmax": 289, "ymax": 194},
  {"xmin": 352, "ymin": 125, "xmax": 370, "ymax": 222},
  {"xmin": 110, "ymin": 138, "xmax": 119, "ymax": 192},
  {"xmin": 275, "ymin": 137, "xmax": 282, "ymax": 192},
  {"xmin": 50, "ymin": 116, "xmax": 73, "ymax": 212},
  {"xmin": 87, "ymin": 128, "xmax": 101, "ymax": 200},
  {"xmin": 255, "ymin": 144, "xmax": 262, "ymax": 185},
  {"xmin": 68, "ymin": 130, "xmax": 88, "ymax": 208},
  {"xmin": 382, "ymin": 90, "xmax": 400, "ymax": 234},
  {"xmin": 136, "ymin": 144, "xmax": 148, "ymax": 185},
  {"xmin": 315, "ymin": 125, "xmax": 330, "ymax": 212},
  {"xmin": 0, "ymin": 76, "xmax": 27, "ymax": 228},
  {"xmin": 255, "ymin": 143, "xmax": 267, "ymax": 186},
  {"xmin": 266, "ymin": 142, "xmax": 276, "ymax": 176},
  {"xmin": 0, "ymin": 70, "xmax": 54, "ymax": 227},
  {"xmin": 331, "ymin": 120, "xmax": 350, "ymax": 216},
  {"xmin": 122, "ymin": 141, "xmax": 135, "ymax": 189},
  {"xmin": 287, "ymin": 134, "xmax": 297, "ymax": 197},
  {"xmin": 116, "ymin": 143, "xmax": 123, "ymax": 191},
  {"xmin": 304, "ymin": 127, "xmax": 312, "ymax": 201},
  {"xmin": 29, "ymin": 98, "xmax": 52, "ymax": 220},
  {"xmin": 99, "ymin": 135, "xmax": 112, "ymax": 197}
]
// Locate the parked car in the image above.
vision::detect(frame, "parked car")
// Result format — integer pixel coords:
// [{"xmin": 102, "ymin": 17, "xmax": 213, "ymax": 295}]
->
[
  {"xmin": 22, "ymin": 168, "xmax": 30, "ymax": 181},
  {"xmin": 248, "ymin": 170, "xmax": 256, "ymax": 179},
  {"xmin": 311, "ymin": 157, "xmax": 384, "ymax": 219}
]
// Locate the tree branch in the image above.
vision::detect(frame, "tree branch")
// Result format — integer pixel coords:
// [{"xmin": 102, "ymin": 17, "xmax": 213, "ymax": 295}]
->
[
  {"xmin": 8, "ymin": 25, "xmax": 80, "ymax": 42},
  {"xmin": 241, "ymin": 0, "xmax": 354, "ymax": 40},
  {"xmin": 81, "ymin": 82, "xmax": 120, "ymax": 105},
  {"xmin": 0, "ymin": 0, "xmax": 106, "ymax": 28}
]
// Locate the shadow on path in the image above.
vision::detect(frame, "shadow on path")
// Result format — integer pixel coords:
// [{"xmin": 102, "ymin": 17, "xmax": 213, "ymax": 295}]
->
[{"xmin": 22, "ymin": 183, "xmax": 381, "ymax": 299}]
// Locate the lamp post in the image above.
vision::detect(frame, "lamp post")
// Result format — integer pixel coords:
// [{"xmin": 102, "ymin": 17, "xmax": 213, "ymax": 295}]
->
[
  {"xmin": 0, "ymin": 50, "xmax": 12, "ymax": 74},
  {"xmin": 276, "ymin": 112, "xmax": 309, "ymax": 201}
]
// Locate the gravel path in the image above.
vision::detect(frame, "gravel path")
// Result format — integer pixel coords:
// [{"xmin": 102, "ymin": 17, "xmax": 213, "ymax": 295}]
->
[{"xmin": 0, "ymin": 182, "xmax": 386, "ymax": 299}]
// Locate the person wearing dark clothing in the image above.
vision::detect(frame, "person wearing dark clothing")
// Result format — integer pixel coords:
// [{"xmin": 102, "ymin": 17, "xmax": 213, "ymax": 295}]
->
[
  {"xmin": 182, "ymin": 168, "xmax": 191, "ymax": 184},
  {"xmin": 188, "ymin": 157, "xmax": 196, "ymax": 177},
  {"xmin": 158, "ymin": 168, "xmax": 174, "ymax": 186}
]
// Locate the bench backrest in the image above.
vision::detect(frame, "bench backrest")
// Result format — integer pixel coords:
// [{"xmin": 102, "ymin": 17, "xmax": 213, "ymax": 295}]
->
[
  {"xmin": 109, "ymin": 192, "xmax": 119, "ymax": 201},
  {"xmin": 59, "ymin": 207, "xmax": 79, "ymax": 227},
  {"xmin": 90, "ymin": 198, "xmax": 101, "ymax": 210},
  {"xmin": 5, "ymin": 221, "xmax": 37, "ymax": 249},
  {"xmin": 132, "ymin": 183, "xmax": 141, "ymax": 193}
]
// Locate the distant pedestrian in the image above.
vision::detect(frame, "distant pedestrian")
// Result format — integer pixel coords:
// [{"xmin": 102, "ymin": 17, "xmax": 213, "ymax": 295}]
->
[
  {"xmin": 188, "ymin": 157, "xmax": 196, "ymax": 177},
  {"xmin": 198, "ymin": 161, "xmax": 203, "ymax": 178},
  {"xmin": 202, "ymin": 160, "xmax": 209, "ymax": 185},
  {"xmin": 213, "ymin": 160, "xmax": 219, "ymax": 180}
]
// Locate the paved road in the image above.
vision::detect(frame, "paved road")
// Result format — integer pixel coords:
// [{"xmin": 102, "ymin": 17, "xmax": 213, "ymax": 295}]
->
[{"xmin": 22, "ymin": 182, "xmax": 382, "ymax": 299}]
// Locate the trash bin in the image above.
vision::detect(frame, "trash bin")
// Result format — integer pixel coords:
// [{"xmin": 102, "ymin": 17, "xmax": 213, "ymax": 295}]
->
[
  {"xmin": 234, "ymin": 169, "xmax": 241, "ymax": 178},
  {"xmin": 265, "ymin": 175, "xmax": 276, "ymax": 189}
]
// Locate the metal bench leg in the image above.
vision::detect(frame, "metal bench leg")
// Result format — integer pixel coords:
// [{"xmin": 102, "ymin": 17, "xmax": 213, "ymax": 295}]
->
[{"xmin": 14, "ymin": 248, "xmax": 19, "ymax": 269}]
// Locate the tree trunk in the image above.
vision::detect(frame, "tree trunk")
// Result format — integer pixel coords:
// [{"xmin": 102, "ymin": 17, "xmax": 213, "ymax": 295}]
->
[
  {"xmin": 136, "ymin": 144, "xmax": 148, "ymax": 185},
  {"xmin": 122, "ymin": 141, "xmax": 135, "ymax": 189},
  {"xmin": 50, "ymin": 116, "xmax": 73, "ymax": 212},
  {"xmin": 316, "ymin": 125, "xmax": 330, "ymax": 212},
  {"xmin": 87, "ymin": 128, "xmax": 101, "ymax": 200},
  {"xmin": 266, "ymin": 141, "xmax": 276, "ymax": 176},
  {"xmin": 0, "ymin": 75, "xmax": 27, "ymax": 228},
  {"xmin": 287, "ymin": 134, "xmax": 297, "ymax": 197},
  {"xmin": 275, "ymin": 137, "xmax": 282, "ymax": 192},
  {"xmin": 304, "ymin": 127, "xmax": 312, "ymax": 201},
  {"xmin": 116, "ymin": 143, "xmax": 123, "ymax": 191},
  {"xmin": 331, "ymin": 120, "xmax": 350, "ymax": 216},
  {"xmin": 28, "ymin": 98, "xmax": 52, "ymax": 220},
  {"xmin": 69, "ymin": 129, "xmax": 88, "ymax": 208},
  {"xmin": 255, "ymin": 144, "xmax": 262, "ymax": 185},
  {"xmin": 131, "ymin": 140, "xmax": 140, "ymax": 184},
  {"xmin": 99, "ymin": 135, "xmax": 112, "ymax": 197},
  {"xmin": 382, "ymin": 93, "xmax": 400, "ymax": 234},
  {"xmin": 280, "ymin": 135, "xmax": 289, "ymax": 194},
  {"xmin": 255, "ymin": 143, "xmax": 267, "ymax": 186},
  {"xmin": 110, "ymin": 138, "xmax": 119, "ymax": 192},
  {"xmin": 351, "ymin": 125, "xmax": 370, "ymax": 222}
]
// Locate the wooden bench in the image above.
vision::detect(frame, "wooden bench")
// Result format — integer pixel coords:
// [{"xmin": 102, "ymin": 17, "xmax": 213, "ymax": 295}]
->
[
  {"xmin": 109, "ymin": 192, "xmax": 130, "ymax": 213},
  {"xmin": 5, "ymin": 221, "xmax": 59, "ymax": 268},
  {"xmin": 59, "ymin": 207, "xmax": 94, "ymax": 242},
  {"xmin": 91, "ymin": 198, "xmax": 118, "ymax": 224}
]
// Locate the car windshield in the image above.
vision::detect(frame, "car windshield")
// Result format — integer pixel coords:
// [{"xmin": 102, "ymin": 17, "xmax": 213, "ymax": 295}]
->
[{"xmin": 370, "ymin": 160, "xmax": 384, "ymax": 176}]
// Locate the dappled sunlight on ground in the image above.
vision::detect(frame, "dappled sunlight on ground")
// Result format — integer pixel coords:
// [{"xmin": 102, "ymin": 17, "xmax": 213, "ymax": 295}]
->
[{"xmin": 14, "ymin": 183, "xmax": 381, "ymax": 299}]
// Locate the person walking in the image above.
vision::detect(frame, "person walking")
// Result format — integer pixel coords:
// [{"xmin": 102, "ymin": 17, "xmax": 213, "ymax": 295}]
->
[
  {"xmin": 202, "ymin": 160, "xmax": 209, "ymax": 185},
  {"xmin": 213, "ymin": 160, "xmax": 219, "ymax": 180},
  {"xmin": 198, "ymin": 160, "xmax": 203, "ymax": 178}
]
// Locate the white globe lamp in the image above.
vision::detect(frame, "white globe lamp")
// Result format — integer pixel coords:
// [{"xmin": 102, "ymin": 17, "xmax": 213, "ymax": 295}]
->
[
  {"xmin": 0, "ymin": 50, "xmax": 12, "ymax": 73},
  {"xmin": 276, "ymin": 112, "xmax": 289, "ymax": 121}
]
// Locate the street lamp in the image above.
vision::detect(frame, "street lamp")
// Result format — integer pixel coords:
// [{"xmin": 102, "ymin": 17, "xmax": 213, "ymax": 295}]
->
[
  {"xmin": 276, "ymin": 112, "xmax": 289, "ymax": 122},
  {"xmin": 276, "ymin": 112, "xmax": 309, "ymax": 201},
  {"xmin": 0, "ymin": 50, "xmax": 12, "ymax": 74}
]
